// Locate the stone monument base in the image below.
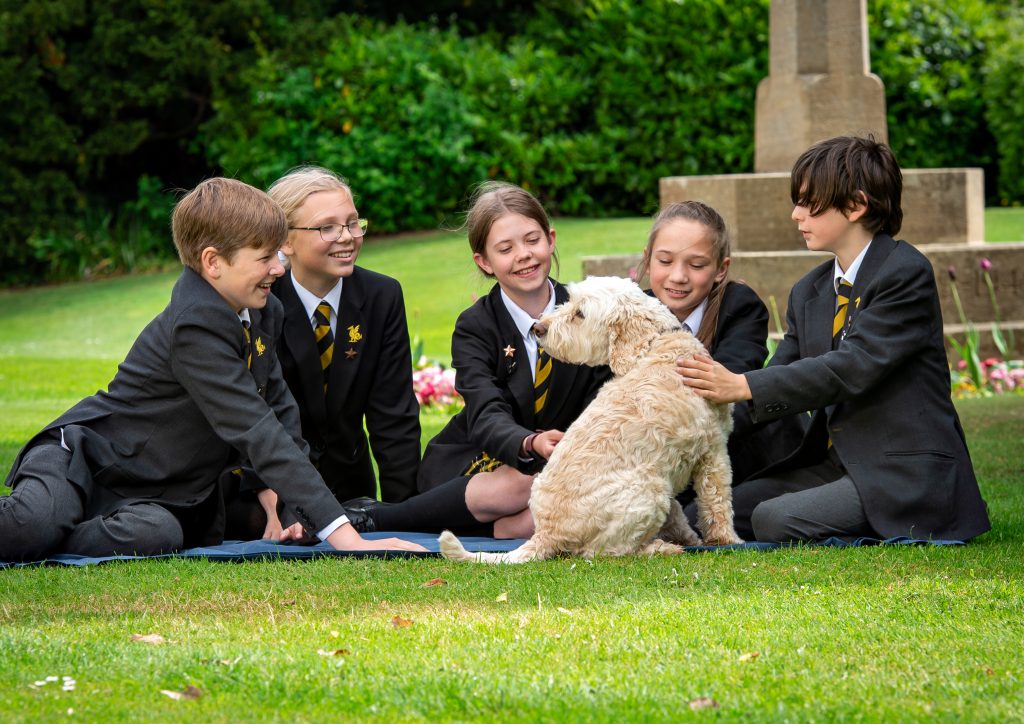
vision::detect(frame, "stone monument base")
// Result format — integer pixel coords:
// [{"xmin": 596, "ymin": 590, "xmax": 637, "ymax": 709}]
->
[{"xmin": 658, "ymin": 168, "xmax": 986, "ymax": 251}]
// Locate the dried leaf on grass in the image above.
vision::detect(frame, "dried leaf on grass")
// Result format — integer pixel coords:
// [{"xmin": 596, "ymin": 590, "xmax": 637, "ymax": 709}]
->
[
  {"xmin": 317, "ymin": 649, "xmax": 351, "ymax": 657},
  {"xmin": 557, "ymin": 607, "xmax": 573, "ymax": 615},
  {"xmin": 131, "ymin": 633, "xmax": 167, "ymax": 645},
  {"xmin": 495, "ymin": 592, "xmax": 509, "ymax": 603},
  {"xmin": 738, "ymin": 652, "xmax": 760, "ymax": 663},
  {"xmin": 422, "ymin": 578, "xmax": 447, "ymax": 588},
  {"xmin": 689, "ymin": 697, "xmax": 719, "ymax": 711},
  {"xmin": 160, "ymin": 685, "xmax": 203, "ymax": 701},
  {"xmin": 391, "ymin": 615, "xmax": 413, "ymax": 629}
]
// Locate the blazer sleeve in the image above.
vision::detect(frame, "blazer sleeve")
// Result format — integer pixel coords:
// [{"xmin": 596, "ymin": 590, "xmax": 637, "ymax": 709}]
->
[
  {"xmin": 364, "ymin": 283, "xmax": 421, "ymax": 503},
  {"xmin": 169, "ymin": 307, "xmax": 345, "ymax": 533},
  {"xmin": 712, "ymin": 283, "xmax": 769, "ymax": 374},
  {"xmin": 747, "ymin": 255, "xmax": 937, "ymax": 423},
  {"xmin": 452, "ymin": 311, "xmax": 533, "ymax": 466}
]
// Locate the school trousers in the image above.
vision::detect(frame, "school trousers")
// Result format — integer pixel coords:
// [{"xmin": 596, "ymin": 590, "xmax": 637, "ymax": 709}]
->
[
  {"xmin": 0, "ymin": 443, "xmax": 184, "ymax": 562},
  {"xmin": 685, "ymin": 449, "xmax": 876, "ymax": 543}
]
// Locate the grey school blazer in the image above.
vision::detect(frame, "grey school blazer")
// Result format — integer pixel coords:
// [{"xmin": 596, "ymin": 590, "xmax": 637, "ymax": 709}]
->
[
  {"xmin": 3, "ymin": 268, "xmax": 346, "ymax": 542},
  {"xmin": 745, "ymin": 234, "xmax": 990, "ymax": 541}
]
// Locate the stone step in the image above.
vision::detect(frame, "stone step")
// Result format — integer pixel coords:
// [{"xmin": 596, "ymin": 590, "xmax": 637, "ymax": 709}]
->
[{"xmin": 660, "ymin": 168, "xmax": 986, "ymax": 250}]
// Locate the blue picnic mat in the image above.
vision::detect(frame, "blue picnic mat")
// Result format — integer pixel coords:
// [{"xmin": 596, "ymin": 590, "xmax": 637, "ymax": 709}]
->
[{"xmin": 0, "ymin": 533, "xmax": 963, "ymax": 569}]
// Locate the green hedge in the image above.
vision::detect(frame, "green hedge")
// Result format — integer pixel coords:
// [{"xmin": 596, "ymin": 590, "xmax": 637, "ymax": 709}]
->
[
  {"xmin": 983, "ymin": 7, "xmax": 1024, "ymax": 204},
  {"xmin": 204, "ymin": 1, "xmax": 770, "ymax": 230},
  {"xmin": 2, "ymin": 0, "xmax": 1020, "ymax": 284}
]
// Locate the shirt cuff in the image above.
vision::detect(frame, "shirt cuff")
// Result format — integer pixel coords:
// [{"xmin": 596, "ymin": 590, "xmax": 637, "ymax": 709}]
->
[{"xmin": 317, "ymin": 514, "xmax": 350, "ymax": 541}]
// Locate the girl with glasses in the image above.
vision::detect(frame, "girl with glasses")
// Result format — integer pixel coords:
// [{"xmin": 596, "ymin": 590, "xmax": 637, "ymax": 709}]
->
[{"xmin": 225, "ymin": 166, "xmax": 420, "ymax": 542}]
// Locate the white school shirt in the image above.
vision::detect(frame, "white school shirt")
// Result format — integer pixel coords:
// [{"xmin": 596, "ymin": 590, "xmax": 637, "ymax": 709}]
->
[
  {"xmin": 500, "ymin": 280, "xmax": 558, "ymax": 381},
  {"xmin": 833, "ymin": 241, "xmax": 872, "ymax": 308},
  {"xmin": 290, "ymin": 275, "xmax": 344, "ymax": 334},
  {"xmin": 680, "ymin": 298, "xmax": 708, "ymax": 335}
]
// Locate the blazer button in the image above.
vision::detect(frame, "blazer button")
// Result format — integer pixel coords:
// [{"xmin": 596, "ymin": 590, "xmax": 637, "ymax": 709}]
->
[{"xmin": 257, "ymin": 385, "xmax": 266, "ymax": 395}]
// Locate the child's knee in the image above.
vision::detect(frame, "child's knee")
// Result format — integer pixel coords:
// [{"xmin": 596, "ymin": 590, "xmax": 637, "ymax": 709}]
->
[
  {"xmin": 64, "ymin": 504, "xmax": 184, "ymax": 557},
  {"xmin": 750, "ymin": 499, "xmax": 794, "ymax": 543}
]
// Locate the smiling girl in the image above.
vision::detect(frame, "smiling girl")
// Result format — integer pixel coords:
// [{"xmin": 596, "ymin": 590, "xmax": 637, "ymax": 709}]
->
[
  {"xmin": 238, "ymin": 167, "xmax": 421, "ymax": 537},
  {"xmin": 345, "ymin": 181, "xmax": 611, "ymax": 539},
  {"xmin": 638, "ymin": 201, "xmax": 805, "ymax": 493}
]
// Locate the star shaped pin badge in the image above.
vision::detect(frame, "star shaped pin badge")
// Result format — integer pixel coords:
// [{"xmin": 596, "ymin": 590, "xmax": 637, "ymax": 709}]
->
[
  {"xmin": 503, "ymin": 345, "xmax": 516, "ymax": 358},
  {"xmin": 345, "ymin": 348, "xmax": 358, "ymax": 359}
]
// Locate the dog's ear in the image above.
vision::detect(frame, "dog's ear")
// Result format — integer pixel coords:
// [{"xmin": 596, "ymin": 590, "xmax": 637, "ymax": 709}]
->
[{"xmin": 607, "ymin": 302, "xmax": 665, "ymax": 375}]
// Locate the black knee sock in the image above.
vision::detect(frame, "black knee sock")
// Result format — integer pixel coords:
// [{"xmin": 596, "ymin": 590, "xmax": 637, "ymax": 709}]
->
[{"xmin": 372, "ymin": 476, "xmax": 487, "ymax": 534}]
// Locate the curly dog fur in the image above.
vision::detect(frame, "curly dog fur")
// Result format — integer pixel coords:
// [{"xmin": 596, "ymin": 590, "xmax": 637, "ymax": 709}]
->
[{"xmin": 439, "ymin": 276, "xmax": 742, "ymax": 563}]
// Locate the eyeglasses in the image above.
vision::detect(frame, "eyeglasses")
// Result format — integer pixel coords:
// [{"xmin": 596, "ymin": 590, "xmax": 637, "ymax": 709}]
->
[{"xmin": 290, "ymin": 218, "xmax": 369, "ymax": 242}]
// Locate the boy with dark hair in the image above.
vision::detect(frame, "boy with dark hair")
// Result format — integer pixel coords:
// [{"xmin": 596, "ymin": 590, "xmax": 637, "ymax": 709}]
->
[
  {"xmin": 0, "ymin": 178, "xmax": 424, "ymax": 561},
  {"xmin": 680, "ymin": 136, "xmax": 990, "ymax": 543}
]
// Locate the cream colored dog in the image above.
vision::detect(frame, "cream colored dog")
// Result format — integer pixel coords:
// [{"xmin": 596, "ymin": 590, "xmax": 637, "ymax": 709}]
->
[{"xmin": 439, "ymin": 276, "xmax": 742, "ymax": 563}]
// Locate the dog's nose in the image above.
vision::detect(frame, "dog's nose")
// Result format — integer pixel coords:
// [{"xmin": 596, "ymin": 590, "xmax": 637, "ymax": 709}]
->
[{"xmin": 532, "ymin": 322, "xmax": 548, "ymax": 337}]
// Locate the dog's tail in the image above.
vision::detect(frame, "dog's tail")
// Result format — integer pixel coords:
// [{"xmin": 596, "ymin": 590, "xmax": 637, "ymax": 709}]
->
[{"xmin": 438, "ymin": 530, "xmax": 539, "ymax": 564}]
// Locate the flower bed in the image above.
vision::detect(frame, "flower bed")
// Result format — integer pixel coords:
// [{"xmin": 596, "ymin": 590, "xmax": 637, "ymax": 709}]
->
[{"xmin": 412, "ymin": 357, "xmax": 464, "ymax": 414}]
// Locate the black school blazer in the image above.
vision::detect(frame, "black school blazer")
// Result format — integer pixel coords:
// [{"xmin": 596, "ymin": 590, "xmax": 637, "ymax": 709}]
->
[
  {"xmin": 417, "ymin": 281, "xmax": 612, "ymax": 490},
  {"xmin": 272, "ymin": 267, "xmax": 421, "ymax": 503},
  {"xmin": 4, "ymin": 268, "xmax": 346, "ymax": 544},
  {"xmin": 746, "ymin": 234, "xmax": 990, "ymax": 540}
]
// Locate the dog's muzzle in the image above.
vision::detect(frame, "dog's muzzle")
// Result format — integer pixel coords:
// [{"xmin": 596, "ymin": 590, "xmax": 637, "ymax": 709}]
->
[{"xmin": 532, "ymin": 322, "xmax": 548, "ymax": 337}]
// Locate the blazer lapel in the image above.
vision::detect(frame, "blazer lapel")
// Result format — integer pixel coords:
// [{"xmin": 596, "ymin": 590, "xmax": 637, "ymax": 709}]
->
[
  {"xmin": 488, "ymin": 286, "xmax": 536, "ymax": 429},
  {"xmin": 248, "ymin": 307, "xmax": 273, "ymax": 391},
  {"xmin": 278, "ymin": 272, "xmax": 329, "ymax": 428},
  {"xmin": 845, "ymin": 234, "xmax": 898, "ymax": 337},
  {"xmin": 538, "ymin": 282, "xmax": 580, "ymax": 419},
  {"xmin": 326, "ymin": 270, "xmax": 366, "ymax": 413},
  {"xmin": 804, "ymin": 271, "xmax": 836, "ymax": 358}
]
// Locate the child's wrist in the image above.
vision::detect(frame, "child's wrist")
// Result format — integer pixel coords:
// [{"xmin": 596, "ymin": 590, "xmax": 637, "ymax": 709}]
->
[{"xmin": 521, "ymin": 432, "xmax": 539, "ymax": 458}]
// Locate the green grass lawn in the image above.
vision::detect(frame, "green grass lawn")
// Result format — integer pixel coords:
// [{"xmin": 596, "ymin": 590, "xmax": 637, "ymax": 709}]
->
[
  {"xmin": 985, "ymin": 207, "xmax": 1024, "ymax": 243},
  {"xmin": 1, "ymin": 213, "xmax": 1023, "ymax": 720}
]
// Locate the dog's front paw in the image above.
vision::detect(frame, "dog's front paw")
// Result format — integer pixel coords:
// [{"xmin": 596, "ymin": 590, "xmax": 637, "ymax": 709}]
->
[{"xmin": 702, "ymin": 528, "xmax": 744, "ymax": 546}]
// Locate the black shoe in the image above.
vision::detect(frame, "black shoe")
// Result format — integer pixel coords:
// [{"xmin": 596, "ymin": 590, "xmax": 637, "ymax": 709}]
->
[{"xmin": 342, "ymin": 497, "xmax": 389, "ymax": 533}]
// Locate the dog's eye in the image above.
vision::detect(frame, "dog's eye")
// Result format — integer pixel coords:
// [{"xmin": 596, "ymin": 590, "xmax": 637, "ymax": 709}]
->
[{"xmin": 573, "ymin": 309, "xmax": 585, "ymax": 320}]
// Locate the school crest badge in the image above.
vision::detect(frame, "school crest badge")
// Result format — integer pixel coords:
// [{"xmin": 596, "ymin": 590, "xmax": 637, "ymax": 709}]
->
[{"xmin": 347, "ymin": 325, "xmax": 363, "ymax": 343}]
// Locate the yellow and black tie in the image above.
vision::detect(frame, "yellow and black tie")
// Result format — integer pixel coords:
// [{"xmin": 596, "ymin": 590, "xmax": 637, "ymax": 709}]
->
[
  {"xmin": 534, "ymin": 345, "xmax": 552, "ymax": 415},
  {"xmin": 832, "ymin": 280, "xmax": 854, "ymax": 349},
  {"xmin": 242, "ymin": 321, "xmax": 252, "ymax": 369},
  {"xmin": 313, "ymin": 301, "xmax": 334, "ymax": 394},
  {"xmin": 827, "ymin": 280, "xmax": 854, "ymax": 450}
]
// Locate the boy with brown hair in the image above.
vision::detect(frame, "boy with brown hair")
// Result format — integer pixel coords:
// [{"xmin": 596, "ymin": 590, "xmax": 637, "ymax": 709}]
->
[
  {"xmin": 0, "ymin": 178, "xmax": 423, "ymax": 561},
  {"xmin": 681, "ymin": 136, "xmax": 990, "ymax": 543}
]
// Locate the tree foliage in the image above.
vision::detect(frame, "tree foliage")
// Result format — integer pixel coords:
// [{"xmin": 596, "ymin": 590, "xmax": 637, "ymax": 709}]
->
[{"xmin": 1, "ymin": 0, "xmax": 1020, "ymax": 284}]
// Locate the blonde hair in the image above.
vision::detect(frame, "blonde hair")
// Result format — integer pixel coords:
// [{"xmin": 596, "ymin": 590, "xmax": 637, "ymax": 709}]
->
[
  {"xmin": 172, "ymin": 178, "xmax": 287, "ymax": 271},
  {"xmin": 267, "ymin": 166, "xmax": 354, "ymax": 225},
  {"xmin": 636, "ymin": 201, "xmax": 732, "ymax": 350},
  {"xmin": 465, "ymin": 181, "xmax": 557, "ymax": 278}
]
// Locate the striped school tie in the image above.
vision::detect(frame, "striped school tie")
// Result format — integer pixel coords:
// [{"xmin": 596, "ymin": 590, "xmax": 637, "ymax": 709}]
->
[
  {"xmin": 242, "ymin": 321, "xmax": 252, "ymax": 369},
  {"xmin": 832, "ymin": 280, "xmax": 854, "ymax": 349},
  {"xmin": 313, "ymin": 301, "xmax": 334, "ymax": 393},
  {"xmin": 827, "ymin": 279, "xmax": 854, "ymax": 450},
  {"xmin": 534, "ymin": 345, "xmax": 552, "ymax": 415}
]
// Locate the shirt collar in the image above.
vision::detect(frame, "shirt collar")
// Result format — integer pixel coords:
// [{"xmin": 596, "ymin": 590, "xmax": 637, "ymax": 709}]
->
[
  {"xmin": 500, "ymin": 280, "xmax": 557, "ymax": 340},
  {"xmin": 291, "ymin": 275, "xmax": 344, "ymax": 321},
  {"xmin": 833, "ymin": 241, "xmax": 872, "ymax": 293},
  {"xmin": 238, "ymin": 309, "xmax": 251, "ymax": 326},
  {"xmin": 681, "ymin": 298, "xmax": 708, "ymax": 335}
]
